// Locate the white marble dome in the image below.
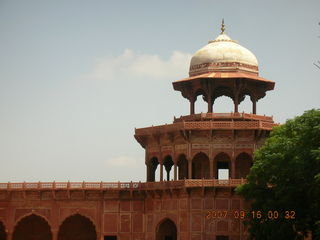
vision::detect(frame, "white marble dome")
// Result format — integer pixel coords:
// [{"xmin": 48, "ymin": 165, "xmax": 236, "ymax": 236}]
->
[{"xmin": 189, "ymin": 31, "xmax": 259, "ymax": 76}]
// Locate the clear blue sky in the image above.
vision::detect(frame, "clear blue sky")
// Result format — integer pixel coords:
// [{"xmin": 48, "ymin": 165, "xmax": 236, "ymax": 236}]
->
[{"xmin": 0, "ymin": 0, "xmax": 319, "ymax": 182}]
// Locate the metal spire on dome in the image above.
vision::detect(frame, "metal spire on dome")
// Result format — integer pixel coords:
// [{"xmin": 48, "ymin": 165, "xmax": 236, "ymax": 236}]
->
[{"xmin": 221, "ymin": 19, "xmax": 225, "ymax": 34}]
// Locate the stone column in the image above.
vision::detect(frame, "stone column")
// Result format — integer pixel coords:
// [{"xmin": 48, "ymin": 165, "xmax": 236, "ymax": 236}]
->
[
  {"xmin": 231, "ymin": 154, "xmax": 236, "ymax": 179},
  {"xmin": 251, "ymin": 96, "xmax": 257, "ymax": 114},
  {"xmin": 52, "ymin": 229, "xmax": 58, "ymax": 240},
  {"xmin": 6, "ymin": 232, "xmax": 12, "ymax": 240},
  {"xmin": 207, "ymin": 88, "xmax": 213, "ymax": 114},
  {"xmin": 174, "ymin": 164, "xmax": 177, "ymax": 181},
  {"xmin": 188, "ymin": 159, "xmax": 192, "ymax": 179},
  {"xmin": 190, "ymin": 98, "xmax": 195, "ymax": 115},
  {"xmin": 208, "ymin": 98, "xmax": 213, "ymax": 113},
  {"xmin": 146, "ymin": 163, "xmax": 149, "ymax": 182},
  {"xmin": 213, "ymin": 159, "xmax": 217, "ymax": 179},
  {"xmin": 209, "ymin": 157, "xmax": 214, "ymax": 178},
  {"xmin": 234, "ymin": 97, "xmax": 239, "ymax": 113}
]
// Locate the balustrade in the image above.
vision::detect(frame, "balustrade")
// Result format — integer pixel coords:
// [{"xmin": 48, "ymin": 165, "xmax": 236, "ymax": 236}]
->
[{"xmin": 0, "ymin": 179, "xmax": 246, "ymax": 191}]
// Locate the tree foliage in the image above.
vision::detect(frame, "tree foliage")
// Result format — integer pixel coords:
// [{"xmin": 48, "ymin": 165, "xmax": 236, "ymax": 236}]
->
[{"xmin": 236, "ymin": 109, "xmax": 320, "ymax": 239}]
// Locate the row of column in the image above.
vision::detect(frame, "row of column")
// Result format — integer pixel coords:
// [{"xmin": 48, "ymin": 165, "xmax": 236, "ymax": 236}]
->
[
  {"xmin": 189, "ymin": 96, "xmax": 257, "ymax": 115},
  {"xmin": 148, "ymin": 156, "xmax": 240, "ymax": 182}
]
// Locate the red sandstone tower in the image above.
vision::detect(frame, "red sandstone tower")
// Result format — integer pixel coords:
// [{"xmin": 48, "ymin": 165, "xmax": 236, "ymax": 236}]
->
[
  {"xmin": 135, "ymin": 20, "xmax": 275, "ymax": 183},
  {"xmin": 134, "ymin": 21, "xmax": 277, "ymax": 240},
  {"xmin": 0, "ymin": 21, "xmax": 277, "ymax": 240}
]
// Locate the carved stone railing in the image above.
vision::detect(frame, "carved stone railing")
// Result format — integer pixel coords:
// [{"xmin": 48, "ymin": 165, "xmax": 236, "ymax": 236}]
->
[
  {"xmin": 0, "ymin": 179, "xmax": 246, "ymax": 191},
  {"xmin": 135, "ymin": 119, "xmax": 277, "ymax": 136},
  {"xmin": 174, "ymin": 112, "xmax": 274, "ymax": 122}
]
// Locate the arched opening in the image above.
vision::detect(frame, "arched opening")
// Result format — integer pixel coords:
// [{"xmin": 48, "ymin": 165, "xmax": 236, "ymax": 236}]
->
[
  {"xmin": 156, "ymin": 218, "xmax": 177, "ymax": 240},
  {"xmin": 194, "ymin": 89, "xmax": 207, "ymax": 114},
  {"xmin": 177, "ymin": 154, "xmax": 188, "ymax": 180},
  {"xmin": 192, "ymin": 152, "xmax": 210, "ymax": 179},
  {"xmin": 0, "ymin": 221, "xmax": 7, "ymax": 240},
  {"xmin": 235, "ymin": 152, "xmax": 253, "ymax": 178},
  {"xmin": 13, "ymin": 214, "xmax": 52, "ymax": 240},
  {"xmin": 238, "ymin": 95, "xmax": 252, "ymax": 113},
  {"xmin": 212, "ymin": 96, "xmax": 234, "ymax": 113},
  {"xmin": 58, "ymin": 214, "xmax": 96, "ymax": 240},
  {"xmin": 214, "ymin": 153, "xmax": 231, "ymax": 179},
  {"xmin": 148, "ymin": 157, "xmax": 159, "ymax": 182},
  {"xmin": 163, "ymin": 155, "xmax": 174, "ymax": 181}
]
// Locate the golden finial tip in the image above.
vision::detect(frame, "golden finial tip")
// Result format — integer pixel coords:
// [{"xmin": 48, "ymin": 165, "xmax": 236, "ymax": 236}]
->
[{"xmin": 221, "ymin": 18, "xmax": 225, "ymax": 34}]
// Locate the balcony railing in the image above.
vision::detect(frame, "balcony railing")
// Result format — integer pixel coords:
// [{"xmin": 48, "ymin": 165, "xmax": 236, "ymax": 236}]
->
[
  {"xmin": 0, "ymin": 179, "xmax": 246, "ymax": 191},
  {"xmin": 174, "ymin": 112, "xmax": 274, "ymax": 122},
  {"xmin": 135, "ymin": 119, "xmax": 277, "ymax": 136}
]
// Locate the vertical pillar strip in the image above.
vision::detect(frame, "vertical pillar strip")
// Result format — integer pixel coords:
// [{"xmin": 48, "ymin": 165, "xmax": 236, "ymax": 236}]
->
[{"xmin": 160, "ymin": 163, "xmax": 163, "ymax": 181}]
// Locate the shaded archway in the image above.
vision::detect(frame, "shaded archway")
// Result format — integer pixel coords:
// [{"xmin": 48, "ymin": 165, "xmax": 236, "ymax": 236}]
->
[
  {"xmin": 238, "ymin": 95, "xmax": 252, "ymax": 113},
  {"xmin": 214, "ymin": 152, "xmax": 231, "ymax": 179},
  {"xmin": 177, "ymin": 154, "xmax": 188, "ymax": 180},
  {"xmin": 147, "ymin": 157, "xmax": 159, "ymax": 182},
  {"xmin": 235, "ymin": 152, "xmax": 253, "ymax": 178},
  {"xmin": 212, "ymin": 87, "xmax": 234, "ymax": 113},
  {"xmin": 192, "ymin": 152, "xmax": 210, "ymax": 179},
  {"xmin": 13, "ymin": 214, "xmax": 52, "ymax": 240},
  {"xmin": 58, "ymin": 214, "xmax": 96, "ymax": 240},
  {"xmin": 156, "ymin": 218, "xmax": 177, "ymax": 240},
  {"xmin": 163, "ymin": 155, "xmax": 174, "ymax": 181},
  {"xmin": 194, "ymin": 94, "xmax": 207, "ymax": 114},
  {"xmin": 0, "ymin": 220, "xmax": 7, "ymax": 240}
]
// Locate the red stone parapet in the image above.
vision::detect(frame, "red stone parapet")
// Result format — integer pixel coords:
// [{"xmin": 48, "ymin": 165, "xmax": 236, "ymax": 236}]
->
[
  {"xmin": 135, "ymin": 119, "xmax": 278, "ymax": 137},
  {"xmin": 174, "ymin": 112, "xmax": 274, "ymax": 122},
  {"xmin": 0, "ymin": 179, "xmax": 246, "ymax": 191}
]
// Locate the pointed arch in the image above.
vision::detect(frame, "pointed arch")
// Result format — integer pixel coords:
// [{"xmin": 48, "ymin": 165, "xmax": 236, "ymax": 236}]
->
[
  {"xmin": 238, "ymin": 95, "xmax": 252, "ymax": 113},
  {"xmin": 14, "ymin": 212, "xmax": 52, "ymax": 229},
  {"xmin": 58, "ymin": 214, "xmax": 97, "ymax": 240},
  {"xmin": 163, "ymin": 155, "xmax": 174, "ymax": 181},
  {"xmin": 194, "ymin": 88, "xmax": 208, "ymax": 114},
  {"xmin": 177, "ymin": 154, "xmax": 188, "ymax": 180},
  {"xmin": 212, "ymin": 96, "xmax": 234, "ymax": 113},
  {"xmin": 147, "ymin": 156, "xmax": 160, "ymax": 182},
  {"xmin": 214, "ymin": 152, "xmax": 231, "ymax": 179},
  {"xmin": 156, "ymin": 218, "xmax": 177, "ymax": 240},
  {"xmin": 194, "ymin": 88, "xmax": 207, "ymax": 99},
  {"xmin": 235, "ymin": 152, "xmax": 253, "ymax": 178},
  {"xmin": 192, "ymin": 152, "xmax": 210, "ymax": 179},
  {"xmin": 13, "ymin": 214, "xmax": 52, "ymax": 240},
  {"xmin": 238, "ymin": 88, "xmax": 257, "ymax": 114}
]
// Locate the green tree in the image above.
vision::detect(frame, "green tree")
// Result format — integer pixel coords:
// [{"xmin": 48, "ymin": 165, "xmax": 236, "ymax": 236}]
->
[{"xmin": 236, "ymin": 109, "xmax": 320, "ymax": 240}]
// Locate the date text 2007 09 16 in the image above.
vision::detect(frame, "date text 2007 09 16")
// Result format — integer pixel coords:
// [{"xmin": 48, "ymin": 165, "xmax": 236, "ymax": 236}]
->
[{"xmin": 206, "ymin": 210, "xmax": 296, "ymax": 220}]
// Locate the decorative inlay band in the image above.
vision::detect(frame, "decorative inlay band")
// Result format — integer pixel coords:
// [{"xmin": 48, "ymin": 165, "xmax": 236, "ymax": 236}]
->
[
  {"xmin": 161, "ymin": 146, "xmax": 173, "ymax": 151},
  {"xmin": 192, "ymin": 144, "xmax": 210, "ymax": 149},
  {"xmin": 175, "ymin": 144, "xmax": 187, "ymax": 150},
  {"xmin": 213, "ymin": 144, "xmax": 232, "ymax": 149}
]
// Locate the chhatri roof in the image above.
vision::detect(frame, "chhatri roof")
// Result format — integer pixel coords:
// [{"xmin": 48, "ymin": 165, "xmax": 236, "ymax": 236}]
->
[
  {"xmin": 189, "ymin": 20, "xmax": 259, "ymax": 77},
  {"xmin": 173, "ymin": 20, "xmax": 275, "ymax": 91}
]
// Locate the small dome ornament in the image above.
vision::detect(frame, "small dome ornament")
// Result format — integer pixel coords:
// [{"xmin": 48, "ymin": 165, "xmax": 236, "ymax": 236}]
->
[{"xmin": 221, "ymin": 19, "xmax": 225, "ymax": 34}]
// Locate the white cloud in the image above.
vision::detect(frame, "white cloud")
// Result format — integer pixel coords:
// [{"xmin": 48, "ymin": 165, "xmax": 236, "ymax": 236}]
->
[
  {"xmin": 88, "ymin": 49, "xmax": 192, "ymax": 81},
  {"xmin": 106, "ymin": 155, "xmax": 138, "ymax": 167}
]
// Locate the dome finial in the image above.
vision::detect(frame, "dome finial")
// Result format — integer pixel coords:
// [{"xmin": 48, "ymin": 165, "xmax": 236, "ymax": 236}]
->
[{"xmin": 221, "ymin": 18, "xmax": 225, "ymax": 34}]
